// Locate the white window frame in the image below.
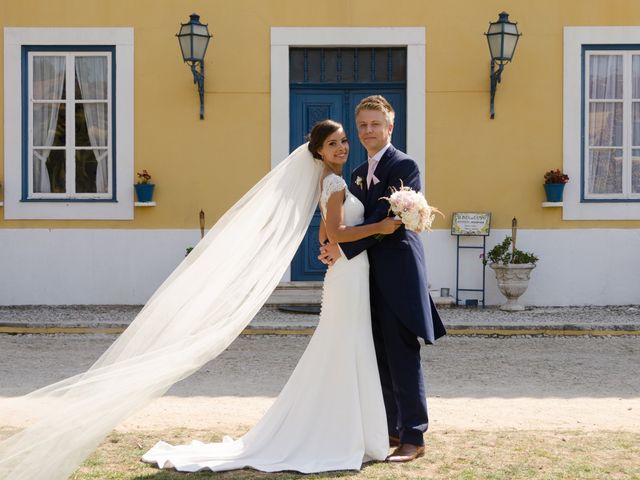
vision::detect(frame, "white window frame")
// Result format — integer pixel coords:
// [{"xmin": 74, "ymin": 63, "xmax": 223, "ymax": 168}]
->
[
  {"xmin": 564, "ymin": 27, "xmax": 640, "ymax": 220},
  {"xmin": 584, "ymin": 50, "xmax": 640, "ymax": 201},
  {"xmin": 27, "ymin": 50, "xmax": 113, "ymax": 200},
  {"xmin": 4, "ymin": 28, "xmax": 134, "ymax": 220}
]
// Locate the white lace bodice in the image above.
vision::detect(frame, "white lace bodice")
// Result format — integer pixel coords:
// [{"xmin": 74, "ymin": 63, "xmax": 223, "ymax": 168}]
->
[{"xmin": 319, "ymin": 173, "xmax": 364, "ymax": 226}]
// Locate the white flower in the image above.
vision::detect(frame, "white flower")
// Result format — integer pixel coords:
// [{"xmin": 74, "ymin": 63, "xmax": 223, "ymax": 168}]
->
[
  {"xmin": 355, "ymin": 176, "xmax": 364, "ymax": 189},
  {"xmin": 381, "ymin": 182, "xmax": 442, "ymax": 233}
]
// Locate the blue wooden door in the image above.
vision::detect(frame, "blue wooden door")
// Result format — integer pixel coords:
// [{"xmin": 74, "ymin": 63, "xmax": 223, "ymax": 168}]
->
[
  {"xmin": 289, "ymin": 48, "xmax": 407, "ymax": 281},
  {"xmin": 290, "ymin": 88, "xmax": 406, "ymax": 281}
]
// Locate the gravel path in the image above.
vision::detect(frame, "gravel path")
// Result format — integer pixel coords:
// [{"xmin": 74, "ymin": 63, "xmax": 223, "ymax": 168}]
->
[
  {"xmin": 1, "ymin": 305, "xmax": 639, "ymax": 329},
  {"xmin": 1, "ymin": 334, "xmax": 638, "ymax": 433}
]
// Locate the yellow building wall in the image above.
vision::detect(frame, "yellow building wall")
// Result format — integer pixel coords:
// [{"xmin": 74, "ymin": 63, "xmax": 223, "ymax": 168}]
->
[{"xmin": 2, "ymin": 0, "xmax": 640, "ymax": 229}]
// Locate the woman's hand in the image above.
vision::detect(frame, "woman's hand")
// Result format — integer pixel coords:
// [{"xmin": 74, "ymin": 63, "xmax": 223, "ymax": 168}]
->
[{"xmin": 378, "ymin": 217, "xmax": 403, "ymax": 234}]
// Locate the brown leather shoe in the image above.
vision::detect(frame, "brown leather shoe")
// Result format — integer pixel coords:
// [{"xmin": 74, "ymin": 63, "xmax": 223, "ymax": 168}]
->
[
  {"xmin": 386, "ymin": 443, "xmax": 425, "ymax": 462},
  {"xmin": 389, "ymin": 435, "xmax": 401, "ymax": 447}
]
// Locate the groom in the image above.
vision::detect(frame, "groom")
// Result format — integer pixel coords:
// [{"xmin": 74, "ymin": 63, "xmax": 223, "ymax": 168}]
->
[{"xmin": 319, "ymin": 95, "xmax": 446, "ymax": 462}]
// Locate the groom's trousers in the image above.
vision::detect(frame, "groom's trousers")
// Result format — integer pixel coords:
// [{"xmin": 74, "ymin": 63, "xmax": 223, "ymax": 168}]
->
[{"xmin": 370, "ymin": 281, "xmax": 428, "ymax": 447}]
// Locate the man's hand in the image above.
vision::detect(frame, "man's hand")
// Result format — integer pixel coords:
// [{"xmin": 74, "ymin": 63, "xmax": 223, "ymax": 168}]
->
[{"xmin": 318, "ymin": 242, "xmax": 342, "ymax": 266}]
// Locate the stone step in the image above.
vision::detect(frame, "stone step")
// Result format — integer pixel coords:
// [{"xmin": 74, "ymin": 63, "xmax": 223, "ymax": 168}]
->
[
  {"xmin": 265, "ymin": 282, "xmax": 323, "ymax": 305},
  {"xmin": 265, "ymin": 282, "xmax": 456, "ymax": 307}
]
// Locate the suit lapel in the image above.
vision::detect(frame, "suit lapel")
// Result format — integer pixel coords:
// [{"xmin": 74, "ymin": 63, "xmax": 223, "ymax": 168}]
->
[{"xmin": 349, "ymin": 163, "xmax": 368, "ymax": 205}]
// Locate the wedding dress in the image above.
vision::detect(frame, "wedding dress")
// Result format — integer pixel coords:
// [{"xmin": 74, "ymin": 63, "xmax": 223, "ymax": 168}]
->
[{"xmin": 142, "ymin": 173, "xmax": 389, "ymax": 473}]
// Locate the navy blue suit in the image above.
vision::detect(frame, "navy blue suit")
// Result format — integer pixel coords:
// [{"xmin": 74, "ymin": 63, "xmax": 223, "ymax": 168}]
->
[{"xmin": 340, "ymin": 144, "xmax": 446, "ymax": 445}]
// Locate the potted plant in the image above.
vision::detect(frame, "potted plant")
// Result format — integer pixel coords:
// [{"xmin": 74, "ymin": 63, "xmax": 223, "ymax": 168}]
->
[
  {"xmin": 543, "ymin": 169, "xmax": 569, "ymax": 202},
  {"xmin": 134, "ymin": 169, "xmax": 155, "ymax": 203},
  {"xmin": 481, "ymin": 235, "xmax": 538, "ymax": 311}
]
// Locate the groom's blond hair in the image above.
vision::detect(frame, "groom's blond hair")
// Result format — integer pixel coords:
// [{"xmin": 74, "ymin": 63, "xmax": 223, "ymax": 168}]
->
[{"xmin": 355, "ymin": 95, "xmax": 395, "ymax": 125}]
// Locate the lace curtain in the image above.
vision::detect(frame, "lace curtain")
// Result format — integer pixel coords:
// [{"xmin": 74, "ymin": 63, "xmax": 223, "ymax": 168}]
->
[
  {"xmin": 75, "ymin": 56, "xmax": 109, "ymax": 193},
  {"xmin": 32, "ymin": 56, "xmax": 66, "ymax": 193}
]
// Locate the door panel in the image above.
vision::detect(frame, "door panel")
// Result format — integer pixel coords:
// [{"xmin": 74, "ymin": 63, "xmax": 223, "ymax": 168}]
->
[{"xmin": 290, "ymin": 93, "xmax": 343, "ymax": 281}]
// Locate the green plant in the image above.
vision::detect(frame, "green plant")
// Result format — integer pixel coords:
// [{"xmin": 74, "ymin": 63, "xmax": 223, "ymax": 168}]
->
[
  {"xmin": 544, "ymin": 169, "xmax": 569, "ymax": 184},
  {"xmin": 481, "ymin": 236, "xmax": 538, "ymax": 265},
  {"xmin": 136, "ymin": 169, "xmax": 152, "ymax": 185}
]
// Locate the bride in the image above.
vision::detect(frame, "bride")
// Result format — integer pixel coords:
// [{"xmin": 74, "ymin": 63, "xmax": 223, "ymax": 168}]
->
[{"xmin": 142, "ymin": 120, "xmax": 402, "ymax": 473}]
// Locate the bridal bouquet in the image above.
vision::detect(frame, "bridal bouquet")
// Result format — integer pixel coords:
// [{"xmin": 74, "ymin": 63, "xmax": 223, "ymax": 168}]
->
[{"xmin": 381, "ymin": 183, "xmax": 442, "ymax": 233}]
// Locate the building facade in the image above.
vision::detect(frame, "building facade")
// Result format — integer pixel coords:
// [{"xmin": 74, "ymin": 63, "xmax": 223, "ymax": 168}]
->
[{"xmin": 2, "ymin": 1, "xmax": 640, "ymax": 306}]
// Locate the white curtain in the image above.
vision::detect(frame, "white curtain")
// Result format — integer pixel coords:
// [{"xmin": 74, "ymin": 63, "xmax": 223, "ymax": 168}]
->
[
  {"xmin": 632, "ymin": 56, "xmax": 640, "ymax": 194},
  {"xmin": 0, "ymin": 144, "xmax": 323, "ymax": 480},
  {"xmin": 32, "ymin": 56, "xmax": 66, "ymax": 193},
  {"xmin": 75, "ymin": 56, "xmax": 109, "ymax": 193},
  {"xmin": 588, "ymin": 55, "xmax": 623, "ymax": 194}
]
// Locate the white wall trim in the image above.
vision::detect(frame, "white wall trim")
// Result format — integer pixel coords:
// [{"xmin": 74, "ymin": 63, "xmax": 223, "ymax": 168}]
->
[
  {"xmin": 270, "ymin": 27, "xmax": 426, "ymax": 175},
  {"xmin": 563, "ymin": 26, "xmax": 640, "ymax": 220},
  {"xmin": 270, "ymin": 27, "xmax": 426, "ymax": 281},
  {"xmin": 3, "ymin": 27, "xmax": 134, "ymax": 220}
]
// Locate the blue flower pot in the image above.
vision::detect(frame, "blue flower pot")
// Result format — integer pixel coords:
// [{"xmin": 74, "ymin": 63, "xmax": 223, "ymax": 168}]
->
[
  {"xmin": 544, "ymin": 183, "xmax": 565, "ymax": 202},
  {"xmin": 134, "ymin": 183, "xmax": 155, "ymax": 203}
]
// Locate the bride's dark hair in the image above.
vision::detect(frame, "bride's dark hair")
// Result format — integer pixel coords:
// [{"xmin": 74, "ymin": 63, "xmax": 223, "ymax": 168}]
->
[{"xmin": 307, "ymin": 120, "xmax": 343, "ymax": 160}]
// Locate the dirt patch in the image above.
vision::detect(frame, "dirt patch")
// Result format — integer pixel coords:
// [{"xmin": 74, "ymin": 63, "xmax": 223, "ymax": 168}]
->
[{"xmin": 1, "ymin": 335, "xmax": 638, "ymax": 433}]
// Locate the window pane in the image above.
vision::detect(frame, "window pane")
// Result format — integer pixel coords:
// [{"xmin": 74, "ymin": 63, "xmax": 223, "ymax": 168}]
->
[
  {"xmin": 33, "ymin": 103, "xmax": 65, "ymax": 147},
  {"xmin": 76, "ymin": 149, "xmax": 107, "ymax": 193},
  {"xmin": 633, "ymin": 56, "xmax": 640, "ymax": 99},
  {"xmin": 33, "ymin": 149, "xmax": 65, "ymax": 193},
  {"xmin": 74, "ymin": 56, "xmax": 108, "ymax": 100},
  {"xmin": 306, "ymin": 49, "xmax": 322, "ymax": 82},
  {"xmin": 588, "ymin": 149, "xmax": 623, "ymax": 194},
  {"xmin": 589, "ymin": 55, "xmax": 623, "ymax": 99},
  {"xmin": 324, "ymin": 48, "xmax": 338, "ymax": 82},
  {"xmin": 374, "ymin": 49, "xmax": 388, "ymax": 81},
  {"xmin": 33, "ymin": 56, "xmax": 66, "ymax": 100},
  {"xmin": 633, "ymin": 102, "xmax": 640, "ymax": 146},
  {"xmin": 340, "ymin": 48, "xmax": 355, "ymax": 82},
  {"xmin": 290, "ymin": 49, "xmax": 305, "ymax": 83},
  {"xmin": 358, "ymin": 49, "xmax": 373, "ymax": 82},
  {"xmin": 589, "ymin": 102, "xmax": 623, "ymax": 146},
  {"xmin": 75, "ymin": 103, "xmax": 108, "ymax": 147},
  {"xmin": 633, "ymin": 149, "xmax": 640, "ymax": 194},
  {"xmin": 391, "ymin": 48, "xmax": 407, "ymax": 81}
]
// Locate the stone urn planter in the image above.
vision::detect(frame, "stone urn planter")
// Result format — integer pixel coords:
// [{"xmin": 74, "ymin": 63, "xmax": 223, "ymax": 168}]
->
[{"xmin": 490, "ymin": 263, "xmax": 536, "ymax": 311}]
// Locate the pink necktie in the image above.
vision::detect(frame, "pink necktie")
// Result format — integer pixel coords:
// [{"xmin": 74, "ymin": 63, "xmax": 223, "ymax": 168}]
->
[{"xmin": 367, "ymin": 158, "xmax": 379, "ymax": 187}]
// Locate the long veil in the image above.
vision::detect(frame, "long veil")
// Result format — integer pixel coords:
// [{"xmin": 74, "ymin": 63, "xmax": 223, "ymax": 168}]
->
[{"xmin": 0, "ymin": 143, "xmax": 323, "ymax": 480}]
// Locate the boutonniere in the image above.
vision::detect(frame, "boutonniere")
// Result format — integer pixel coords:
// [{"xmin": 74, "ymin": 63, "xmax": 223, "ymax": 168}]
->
[{"xmin": 355, "ymin": 176, "xmax": 364, "ymax": 189}]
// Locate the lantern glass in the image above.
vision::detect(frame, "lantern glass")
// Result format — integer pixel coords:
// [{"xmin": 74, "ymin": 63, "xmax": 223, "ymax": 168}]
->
[
  {"xmin": 487, "ymin": 34, "xmax": 502, "ymax": 60},
  {"xmin": 178, "ymin": 34, "xmax": 191, "ymax": 61},
  {"xmin": 502, "ymin": 34, "xmax": 519, "ymax": 61},
  {"xmin": 192, "ymin": 35, "xmax": 210, "ymax": 61}
]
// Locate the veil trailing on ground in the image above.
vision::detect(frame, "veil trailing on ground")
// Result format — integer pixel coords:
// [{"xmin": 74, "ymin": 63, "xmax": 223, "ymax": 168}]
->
[{"xmin": 0, "ymin": 144, "xmax": 323, "ymax": 480}]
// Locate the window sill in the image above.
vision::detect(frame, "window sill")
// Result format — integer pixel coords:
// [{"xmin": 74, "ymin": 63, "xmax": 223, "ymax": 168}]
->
[
  {"xmin": 134, "ymin": 202, "xmax": 156, "ymax": 207},
  {"xmin": 542, "ymin": 202, "xmax": 563, "ymax": 208}
]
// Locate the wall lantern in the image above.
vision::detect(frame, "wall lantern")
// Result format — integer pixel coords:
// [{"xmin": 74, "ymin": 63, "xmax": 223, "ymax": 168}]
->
[
  {"xmin": 176, "ymin": 13, "xmax": 213, "ymax": 120},
  {"xmin": 484, "ymin": 11, "xmax": 521, "ymax": 119}
]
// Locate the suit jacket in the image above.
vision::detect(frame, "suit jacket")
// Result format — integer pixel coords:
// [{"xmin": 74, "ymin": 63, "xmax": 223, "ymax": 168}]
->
[{"xmin": 339, "ymin": 144, "xmax": 446, "ymax": 344}]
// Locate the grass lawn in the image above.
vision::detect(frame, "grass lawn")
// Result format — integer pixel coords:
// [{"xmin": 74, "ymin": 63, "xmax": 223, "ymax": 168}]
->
[{"xmin": 53, "ymin": 428, "xmax": 639, "ymax": 480}]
